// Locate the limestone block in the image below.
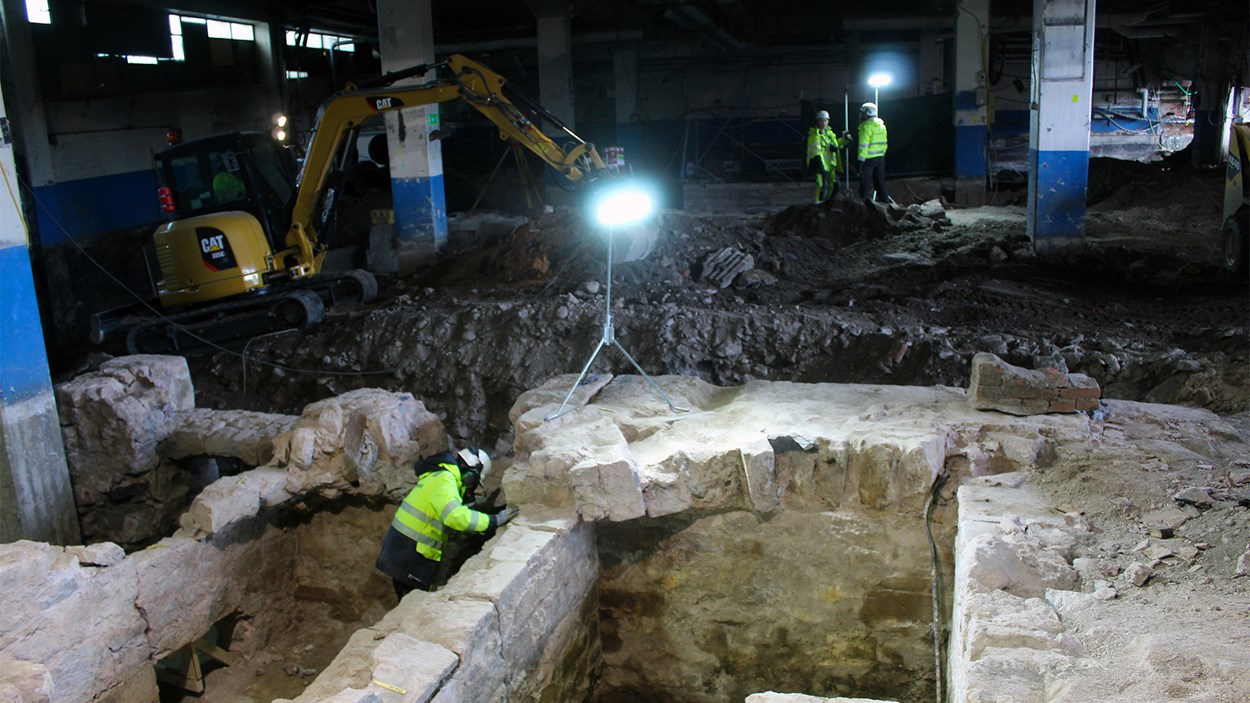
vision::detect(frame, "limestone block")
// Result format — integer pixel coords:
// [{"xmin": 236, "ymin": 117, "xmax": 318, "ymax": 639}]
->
[
  {"xmin": 970, "ymin": 431, "xmax": 1056, "ymax": 475},
  {"xmin": 271, "ymin": 389, "xmax": 446, "ymax": 499},
  {"xmin": 962, "ymin": 593, "xmax": 1085, "ymax": 660},
  {"xmin": 284, "ymin": 628, "xmax": 388, "ymax": 702},
  {"xmin": 0, "ymin": 654, "xmax": 52, "ymax": 703},
  {"xmin": 739, "ymin": 439, "xmax": 780, "ymax": 513},
  {"xmin": 96, "ymin": 666, "xmax": 159, "ymax": 703},
  {"xmin": 960, "ymin": 653, "xmax": 1045, "ymax": 703},
  {"xmin": 847, "ymin": 436, "xmax": 944, "ymax": 512},
  {"xmin": 571, "ymin": 455, "xmax": 645, "ymax": 522},
  {"xmin": 963, "ymin": 534, "xmax": 1078, "ymax": 598},
  {"xmin": 641, "ymin": 466, "xmax": 695, "ymax": 517},
  {"xmin": 442, "ymin": 519, "xmax": 598, "ymax": 692},
  {"xmin": 399, "ymin": 598, "xmax": 499, "ymax": 703},
  {"xmin": 179, "ymin": 468, "xmax": 292, "ymax": 538},
  {"xmin": 0, "ymin": 541, "xmax": 148, "ymax": 703},
  {"xmin": 509, "ymin": 373, "xmax": 614, "ymax": 452},
  {"xmin": 162, "ymin": 408, "xmax": 297, "ymax": 465},
  {"xmin": 132, "ymin": 537, "xmax": 238, "ymax": 658},
  {"xmin": 369, "ymin": 634, "xmax": 457, "ymax": 703},
  {"xmin": 54, "ymin": 354, "xmax": 194, "ymax": 503},
  {"xmin": 502, "ymin": 446, "xmax": 578, "ymax": 507},
  {"xmin": 64, "ymin": 542, "xmax": 125, "ymax": 567}
]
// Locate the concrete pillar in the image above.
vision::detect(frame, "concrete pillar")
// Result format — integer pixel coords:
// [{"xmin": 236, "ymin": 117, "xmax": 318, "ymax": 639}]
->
[
  {"xmin": 537, "ymin": 14, "xmax": 576, "ymax": 136},
  {"xmin": 918, "ymin": 28, "xmax": 945, "ymax": 95},
  {"xmin": 0, "ymin": 75, "xmax": 81, "ymax": 544},
  {"xmin": 376, "ymin": 0, "xmax": 447, "ymax": 262},
  {"xmin": 1026, "ymin": 0, "xmax": 1095, "ymax": 255},
  {"xmin": 613, "ymin": 43, "xmax": 642, "ymax": 161},
  {"xmin": 953, "ymin": 0, "xmax": 989, "ymax": 206},
  {"xmin": 1191, "ymin": 25, "xmax": 1229, "ymax": 168}
]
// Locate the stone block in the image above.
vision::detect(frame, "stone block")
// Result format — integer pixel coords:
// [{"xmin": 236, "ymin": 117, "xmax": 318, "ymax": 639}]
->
[
  {"xmin": 179, "ymin": 468, "xmax": 292, "ymax": 538},
  {"xmin": 162, "ymin": 408, "xmax": 297, "ymax": 466},
  {"xmin": 739, "ymin": 440, "xmax": 780, "ymax": 513},
  {"xmin": 54, "ymin": 355, "xmax": 194, "ymax": 503},
  {"xmin": 0, "ymin": 654, "xmax": 52, "ymax": 703},
  {"xmin": 370, "ymin": 634, "xmax": 457, "ymax": 702},
  {"xmin": 0, "ymin": 541, "xmax": 148, "ymax": 703},
  {"xmin": 270, "ymin": 389, "xmax": 445, "ymax": 500}
]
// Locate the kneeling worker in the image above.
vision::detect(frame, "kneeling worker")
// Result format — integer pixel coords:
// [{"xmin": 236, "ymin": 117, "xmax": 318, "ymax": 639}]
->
[{"xmin": 375, "ymin": 446, "xmax": 518, "ymax": 599}]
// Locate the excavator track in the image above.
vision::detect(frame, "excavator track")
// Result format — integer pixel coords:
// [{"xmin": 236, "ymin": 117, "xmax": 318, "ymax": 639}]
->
[{"xmin": 111, "ymin": 269, "xmax": 377, "ymax": 355}]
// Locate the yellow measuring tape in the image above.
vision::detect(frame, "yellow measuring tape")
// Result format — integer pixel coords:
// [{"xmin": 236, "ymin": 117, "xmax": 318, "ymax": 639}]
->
[{"xmin": 372, "ymin": 680, "xmax": 407, "ymax": 695}]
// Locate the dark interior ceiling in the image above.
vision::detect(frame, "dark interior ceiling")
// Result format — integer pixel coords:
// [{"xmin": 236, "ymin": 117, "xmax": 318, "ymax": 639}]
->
[{"xmin": 279, "ymin": 0, "xmax": 1245, "ymax": 49}]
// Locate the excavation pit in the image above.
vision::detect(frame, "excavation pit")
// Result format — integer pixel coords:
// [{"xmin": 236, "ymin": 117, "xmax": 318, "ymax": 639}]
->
[{"xmin": 10, "ymin": 370, "xmax": 1249, "ymax": 703}]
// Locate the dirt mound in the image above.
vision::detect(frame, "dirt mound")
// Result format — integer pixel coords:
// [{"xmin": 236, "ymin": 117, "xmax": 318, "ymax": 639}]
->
[{"xmin": 767, "ymin": 192, "xmax": 951, "ymax": 245}]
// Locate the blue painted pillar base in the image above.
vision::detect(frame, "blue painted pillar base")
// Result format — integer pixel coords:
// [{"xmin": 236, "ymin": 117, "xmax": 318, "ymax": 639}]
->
[
  {"xmin": 392, "ymin": 174, "xmax": 448, "ymax": 270},
  {"xmin": 0, "ymin": 244, "xmax": 80, "ymax": 544},
  {"xmin": 1026, "ymin": 148, "xmax": 1089, "ymax": 254},
  {"xmin": 955, "ymin": 121, "xmax": 989, "ymax": 206}
]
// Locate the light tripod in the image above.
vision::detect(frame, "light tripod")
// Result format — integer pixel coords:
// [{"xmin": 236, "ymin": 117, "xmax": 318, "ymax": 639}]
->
[{"xmin": 544, "ymin": 223, "xmax": 685, "ymax": 422}]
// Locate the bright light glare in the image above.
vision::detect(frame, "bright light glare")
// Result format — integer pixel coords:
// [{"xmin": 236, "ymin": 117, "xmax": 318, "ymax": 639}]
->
[
  {"xmin": 867, "ymin": 72, "xmax": 893, "ymax": 88},
  {"xmin": 274, "ymin": 113, "xmax": 288, "ymax": 127},
  {"xmin": 596, "ymin": 190, "xmax": 653, "ymax": 227}
]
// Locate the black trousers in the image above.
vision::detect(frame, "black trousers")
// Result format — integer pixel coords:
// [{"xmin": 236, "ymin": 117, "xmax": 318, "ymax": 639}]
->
[{"xmin": 859, "ymin": 156, "xmax": 890, "ymax": 202}]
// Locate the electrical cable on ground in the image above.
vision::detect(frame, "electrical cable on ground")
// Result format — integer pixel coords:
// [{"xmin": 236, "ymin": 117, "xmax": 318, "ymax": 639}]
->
[{"xmin": 924, "ymin": 471, "xmax": 951, "ymax": 703}]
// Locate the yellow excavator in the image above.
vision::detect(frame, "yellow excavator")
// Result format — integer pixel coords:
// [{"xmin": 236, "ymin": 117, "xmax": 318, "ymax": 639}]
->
[
  {"xmin": 1223, "ymin": 122, "xmax": 1249, "ymax": 276},
  {"xmin": 96, "ymin": 54, "xmax": 607, "ymax": 353}
]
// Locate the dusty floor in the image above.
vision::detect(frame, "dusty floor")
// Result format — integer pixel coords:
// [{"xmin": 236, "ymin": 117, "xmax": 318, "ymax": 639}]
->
[{"xmin": 155, "ymin": 158, "xmax": 1248, "ymax": 702}]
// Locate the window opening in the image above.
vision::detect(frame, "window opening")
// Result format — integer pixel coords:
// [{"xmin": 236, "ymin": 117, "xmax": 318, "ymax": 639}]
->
[{"xmin": 26, "ymin": 0, "xmax": 50, "ymax": 24}]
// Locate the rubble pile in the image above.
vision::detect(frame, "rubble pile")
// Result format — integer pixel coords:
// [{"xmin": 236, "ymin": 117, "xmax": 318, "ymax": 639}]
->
[{"xmin": 767, "ymin": 192, "xmax": 951, "ymax": 245}]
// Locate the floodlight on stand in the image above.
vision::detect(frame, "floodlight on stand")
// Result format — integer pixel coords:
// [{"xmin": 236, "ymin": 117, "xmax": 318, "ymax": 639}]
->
[
  {"xmin": 867, "ymin": 72, "xmax": 893, "ymax": 105},
  {"xmin": 545, "ymin": 182, "xmax": 686, "ymax": 422}
]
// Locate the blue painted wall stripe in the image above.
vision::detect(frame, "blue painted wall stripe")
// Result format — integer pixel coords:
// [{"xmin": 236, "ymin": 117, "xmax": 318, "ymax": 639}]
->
[
  {"xmin": 0, "ymin": 244, "xmax": 53, "ymax": 404},
  {"xmin": 955, "ymin": 124, "xmax": 988, "ymax": 179},
  {"xmin": 32, "ymin": 170, "xmax": 159, "ymax": 247},
  {"xmin": 1027, "ymin": 148, "xmax": 1089, "ymax": 241},
  {"xmin": 392, "ymin": 174, "xmax": 448, "ymax": 244}
]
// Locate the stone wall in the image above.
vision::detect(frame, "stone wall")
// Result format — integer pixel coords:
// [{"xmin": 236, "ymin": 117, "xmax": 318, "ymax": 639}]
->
[
  {"xmin": 1, "ymin": 358, "xmax": 453, "ymax": 702},
  {"xmin": 277, "ymin": 510, "xmax": 600, "ymax": 703},
  {"xmin": 54, "ymin": 356, "xmax": 444, "ymax": 547}
]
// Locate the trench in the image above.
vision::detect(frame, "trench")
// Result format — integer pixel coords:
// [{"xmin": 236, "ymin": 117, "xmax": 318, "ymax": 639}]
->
[{"xmin": 154, "ymin": 446, "xmax": 956, "ymax": 703}]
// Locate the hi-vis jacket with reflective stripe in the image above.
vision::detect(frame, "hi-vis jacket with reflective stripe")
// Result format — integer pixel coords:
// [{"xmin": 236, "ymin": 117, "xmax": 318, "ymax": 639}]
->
[
  {"xmin": 857, "ymin": 117, "xmax": 888, "ymax": 160},
  {"xmin": 390, "ymin": 460, "xmax": 491, "ymax": 562}
]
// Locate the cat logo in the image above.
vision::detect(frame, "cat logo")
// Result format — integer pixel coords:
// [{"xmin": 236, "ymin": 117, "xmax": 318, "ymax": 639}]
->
[
  {"xmin": 200, "ymin": 233, "xmax": 226, "ymax": 254},
  {"xmin": 370, "ymin": 96, "xmax": 404, "ymax": 111},
  {"xmin": 196, "ymin": 227, "xmax": 238, "ymax": 272}
]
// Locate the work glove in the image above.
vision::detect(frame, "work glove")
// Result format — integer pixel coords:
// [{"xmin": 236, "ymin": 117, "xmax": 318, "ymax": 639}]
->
[
  {"xmin": 495, "ymin": 506, "xmax": 519, "ymax": 527},
  {"xmin": 842, "ymin": 131, "xmax": 853, "ymax": 141}
]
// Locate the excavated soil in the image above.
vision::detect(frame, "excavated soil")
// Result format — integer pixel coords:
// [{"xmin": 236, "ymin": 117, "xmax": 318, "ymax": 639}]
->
[{"xmin": 186, "ymin": 158, "xmax": 1247, "ymax": 451}]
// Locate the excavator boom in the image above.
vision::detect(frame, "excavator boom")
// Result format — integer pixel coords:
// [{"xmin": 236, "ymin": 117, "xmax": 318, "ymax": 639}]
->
[{"xmin": 286, "ymin": 55, "xmax": 606, "ymax": 263}]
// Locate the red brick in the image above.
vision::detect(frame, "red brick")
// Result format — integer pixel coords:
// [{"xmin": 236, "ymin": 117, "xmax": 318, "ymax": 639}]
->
[
  {"xmin": 1047, "ymin": 398, "xmax": 1077, "ymax": 413},
  {"xmin": 1059, "ymin": 387, "xmax": 1101, "ymax": 400}
]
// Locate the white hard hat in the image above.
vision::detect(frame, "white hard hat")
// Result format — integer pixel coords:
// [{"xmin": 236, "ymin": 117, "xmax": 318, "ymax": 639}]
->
[
  {"xmin": 860, "ymin": 102, "xmax": 878, "ymax": 117},
  {"xmin": 457, "ymin": 446, "xmax": 492, "ymax": 482},
  {"xmin": 816, "ymin": 110, "xmax": 830, "ymax": 120}
]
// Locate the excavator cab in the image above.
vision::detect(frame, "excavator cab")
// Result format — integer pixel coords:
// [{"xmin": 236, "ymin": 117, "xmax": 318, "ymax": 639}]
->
[{"xmin": 156, "ymin": 132, "xmax": 298, "ymax": 254}]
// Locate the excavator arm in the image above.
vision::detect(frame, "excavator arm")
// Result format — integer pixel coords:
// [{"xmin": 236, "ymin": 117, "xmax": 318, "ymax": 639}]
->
[{"xmin": 283, "ymin": 54, "xmax": 607, "ymax": 266}]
